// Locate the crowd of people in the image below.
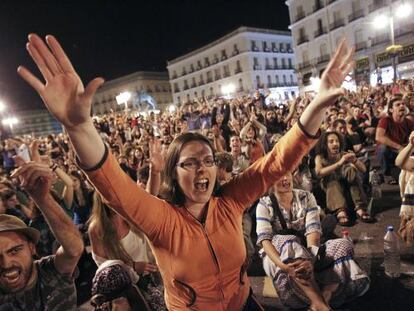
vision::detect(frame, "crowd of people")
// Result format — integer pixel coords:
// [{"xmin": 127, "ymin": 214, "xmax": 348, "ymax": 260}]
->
[{"xmin": 0, "ymin": 34, "xmax": 414, "ymax": 311}]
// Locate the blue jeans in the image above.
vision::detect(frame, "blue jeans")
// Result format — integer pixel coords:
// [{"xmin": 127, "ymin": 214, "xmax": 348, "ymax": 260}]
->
[{"xmin": 376, "ymin": 144, "xmax": 398, "ymax": 176}]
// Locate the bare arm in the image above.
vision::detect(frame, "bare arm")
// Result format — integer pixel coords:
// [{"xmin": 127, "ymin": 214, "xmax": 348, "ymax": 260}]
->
[
  {"xmin": 12, "ymin": 163, "xmax": 83, "ymax": 276},
  {"xmin": 314, "ymin": 154, "xmax": 343, "ymax": 178},
  {"xmin": 396, "ymin": 132, "xmax": 414, "ymax": 170},
  {"xmin": 376, "ymin": 127, "xmax": 402, "ymax": 150},
  {"xmin": 54, "ymin": 166, "xmax": 74, "ymax": 207},
  {"xmin": 299, "ymin": 40, "xmax": 354, "ymax": 136},
  {"xmin": 306, "ymin": 232, "xmax": 321, "ymax": 248},
  {"xmin": 283, "ymin": 100, "xmax": 298, "ymax": 124},
  {"xmin": 262, "ymin": 240, "xmax": 290, "ymax": 271},
  {"xmin": 18, "ymin": 34, "xmax": 106, "ymax": 169}
]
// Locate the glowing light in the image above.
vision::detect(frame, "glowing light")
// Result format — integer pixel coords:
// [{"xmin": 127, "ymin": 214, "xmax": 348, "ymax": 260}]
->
[
  {"xmin": 396, "ymin": 3, "xmax": 412, "ymax": 18},
  {"xmin": 310, "ymin": 77, "xmax": 321, "ymax": 91},
  {"xmin": 0, "ymin": 101, "xmax": 5, "ymax": 112},
  {"xmin": 221, "ymin": 84, "xmax": 236, "ymax": 95},
  {"xmin": 168, "ymin": 104, "xmax": 176, "ymax": 113},
  {"xmin": 2, "ymin": 117, "xmax": 18, "ymax": 126},
  {"xmin": 373, "ymin": 15, "xmax": 389, "ymax": 29},
  {"xmin": 116, "ymin": 92, "xmax": 131, "ymax": 105}
]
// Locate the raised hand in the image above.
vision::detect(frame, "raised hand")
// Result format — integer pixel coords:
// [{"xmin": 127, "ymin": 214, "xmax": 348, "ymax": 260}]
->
[
  {"xmin": 316, "ymin": 39, "xmax": 354, "ymax": 108},
  {"xmin": 148, "ymin": 138, "xmax": 164, "ymax": 173},
  {"xmin": 409, "ymin": 131, "xmax": 414, "ymax": 146},
  {"xmin": 18, "ymin": 34, "xmax": 104, "ymax": 130},
  {"xmin": 11, "ymin": 160, "xmax": 55, "ymax": 203}
]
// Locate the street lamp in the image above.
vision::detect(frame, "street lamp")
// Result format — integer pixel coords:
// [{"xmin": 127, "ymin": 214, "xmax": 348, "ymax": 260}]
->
[
  {"xmin": 221, "ymin": 83, "xmax": 235, "ymax": 99},
  {"xmin": 116, "ymin": 91, "xmax": 131, "ymax": 112},
  {"xmin": 0, "ymin": 101, "xmax": 5, "ymax": 112},
  {"xmin": 2, "ymin": 117, "xmax": 18, "ymax": 135},
  {"xmin": 373, "ymin": 3, "xmax": 412, "ymax": 81},
  {"xmin": 168, "ymin": 104, "xmax": 176, "ymax": 114}
]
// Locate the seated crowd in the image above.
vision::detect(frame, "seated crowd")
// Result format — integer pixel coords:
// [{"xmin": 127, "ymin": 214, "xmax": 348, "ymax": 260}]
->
[{"xmin": 1, "ymin": 34, "xmax": 414, "ymax": 310}]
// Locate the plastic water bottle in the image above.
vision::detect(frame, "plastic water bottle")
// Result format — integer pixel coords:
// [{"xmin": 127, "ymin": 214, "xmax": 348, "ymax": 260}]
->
[
  {"xmin": 384, "ymin": 225, "xmax": 401, "ymax": 278},
  {"xmin": 370, "ymin": 169, "xmax": 382, "ymax": 199},
  {"xmin": 342, "ymin": 230, "xmax": 353, "ymax": 246}
]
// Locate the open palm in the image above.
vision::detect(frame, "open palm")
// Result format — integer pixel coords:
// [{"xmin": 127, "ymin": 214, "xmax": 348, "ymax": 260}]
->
[
  {"xmin": 148, "ymin": 138, "xmax": 164, "ymax": 173},
  {"xmin": 18, "ymin": 34, "xmax": 104, "ymax": 129},
  {"xmin": 317, "ymin": 39, "xmax": 354, "ymax": 108}
]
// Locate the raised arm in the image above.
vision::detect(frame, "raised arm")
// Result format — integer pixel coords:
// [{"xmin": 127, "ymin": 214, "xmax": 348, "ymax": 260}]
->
[
  {"xmin": 18, "ymin": 34, "xmax": 171, "ymax": 242},
  {"xmin": 11, "ymin": 162, "xmax": 83, "ymax": 276},
  {"xmin": 18, "ymin": 34, "xmax": 105, "ymax": 168},
  {"xmin": 299, "ymin": 39, "xmax": 354, "ymax": 136},
  {"xmin": 221, "ymin": 40, "xmax": 354, "ymax": 210}
]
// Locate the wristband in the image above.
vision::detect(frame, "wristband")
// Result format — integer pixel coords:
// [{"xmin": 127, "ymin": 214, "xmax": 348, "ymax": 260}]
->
[{"xmin": 50, "ymin": 163, "xmax": 58, "ymax": 172}]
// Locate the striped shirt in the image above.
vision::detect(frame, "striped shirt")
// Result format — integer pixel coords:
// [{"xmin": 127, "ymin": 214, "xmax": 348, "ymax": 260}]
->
[{"xmin": 256, "ymin": 189, "xmax": 322, "ymax": 246}]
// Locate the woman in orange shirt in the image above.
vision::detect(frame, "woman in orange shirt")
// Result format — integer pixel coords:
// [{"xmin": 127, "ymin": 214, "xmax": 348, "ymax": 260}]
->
[{"xmin": 18, "ymin": 34, "xmax": 354, "ymax": 310}]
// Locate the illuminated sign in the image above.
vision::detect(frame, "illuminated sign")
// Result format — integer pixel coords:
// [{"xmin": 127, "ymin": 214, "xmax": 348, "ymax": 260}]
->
[{"xmin": 376, "ymin": 43, "xmax": 414, "ymax": 66}]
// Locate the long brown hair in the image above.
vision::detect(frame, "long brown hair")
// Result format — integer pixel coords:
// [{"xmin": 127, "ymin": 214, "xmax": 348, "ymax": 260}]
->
[{"xmin": 88, "ymin": 192, "xmax": 132, "ymax": 264}]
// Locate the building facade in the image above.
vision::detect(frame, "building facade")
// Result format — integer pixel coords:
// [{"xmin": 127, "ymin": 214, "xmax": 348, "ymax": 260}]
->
[
  {"xmin": 92, "ymin": 71, "xmax": 172, "ymax": 115},
  {"xmin": 4, "ymin": 109, "xmax": 63, "ymax": 138},
  {"xmin": 286, "ymin": 0, "xmax": 414, "ymax": 90},
  {"xmin": 167, "ymin": 26, "xmax": 299, "ymax": 105}
]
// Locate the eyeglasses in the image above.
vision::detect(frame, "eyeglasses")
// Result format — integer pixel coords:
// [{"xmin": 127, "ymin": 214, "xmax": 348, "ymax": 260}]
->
[{"xmin": 177, "ymin": 156, "xmax": 216, "ymax": 170}]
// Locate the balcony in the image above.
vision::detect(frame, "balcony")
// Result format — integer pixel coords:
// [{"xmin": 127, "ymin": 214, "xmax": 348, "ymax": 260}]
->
[
  {"xmin": 198, "ymin": 80, "xmax": 205, "ymax": 86},
  {"xmin": 253, "ymin": 65, "xmax": 263, "ymax": 70},
  {"xmin": 265, "ymin": 65, "xmax": 273, "ymax": 70},
  {"xmin": 327, "ymin": 0, "xmax": 337, "ymax": 4},
  {"xmin": 317, "ymin": 54, "xmax": 330, "ymax": 64},
  {"xmin": 223, "ymin": 71, "xmax": 230, "ymax": 78},
  {"xmin": 191, "ymin": 82, "xmax": 197, "ymax": 88},
  {"xmin": 183, "ymin": 85, "xmax": 189, "ymax": 91},
  {"xmin": 314, "ymin": 27, "xmax": 327, "ymax": 38},
  {"xmin": 294, "ymin": 11, "xmax": 306, "ymax": 23},
  {"xmin": 171, "ymin": 73, "xmax": 177, "ymax": 79},
  {"xmin": 234, "ymin": 67, "xmax": 242, "ymax": 74},
  {"xmin": 369, "ymin": 0, "xmax": 387, "ymax": 13},
  {"xmin": 313, "ymin": 2, "xmax": 324, "ymax": 13},
  {"xmin": 297, "ymin": 35, "xmax": 309, "ymax": 45},
  {"xmin": 215, "ymin": 75, "xmax": 221, "ymax": 81},
  {"xmin": 206, "ymin": 77, "xmax": 213, "ymax": 83},
  {"xmin": 298, "ymin": 61, "xmax": 311, "ymax": 70},
  {"xmin": 372, "ymin": 33, "xmax": 390, "ymax": 46},
  {"xmin": 395, "ymin": 26, "xmax": 413, "ymax": 39},
  {"xmin": 174, "ymin": 87, "xmax": 180, "ymax": 93},
  {"xmin": 329, "ymin": 18, "xmax": 345, "ymax": 31},
  {"xmin": 355, "ymin": 41, "xmax": 367, "ymax": 51},
  {"xmin": 348, "ymin": 9, "xmax": 365, "ymax": 23}
]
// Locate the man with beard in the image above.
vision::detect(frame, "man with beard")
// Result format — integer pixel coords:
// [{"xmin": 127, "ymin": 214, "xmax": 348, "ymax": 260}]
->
[
  {"xmin": 376, "ymin": 95, "xmax": 414, "ymax": 182},
  {"xmin": 315, "ymin": 131, "xmax": 373, "ymax": 226},
  {"xmin": 264, "ymin": 109, "xmax": 286, "ymax": 135},
  {"xmin": 0, "ymin": 161, "xmax": 84, "ymax": 310}
]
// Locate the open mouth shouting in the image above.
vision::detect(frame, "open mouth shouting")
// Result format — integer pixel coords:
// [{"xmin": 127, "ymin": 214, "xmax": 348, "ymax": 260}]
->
[
  {"xmin": 1, "ymin": 267, "xmax": 24, "ymax": 290},
  {"xmin": 194, "ymin": 178, "xmax": 209, "ymax": 192}
]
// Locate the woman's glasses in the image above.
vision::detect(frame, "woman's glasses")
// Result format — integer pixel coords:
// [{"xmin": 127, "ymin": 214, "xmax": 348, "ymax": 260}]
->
[{"xmin": 177, "ymin": 156, "xmax": 216, "ymax": 170}]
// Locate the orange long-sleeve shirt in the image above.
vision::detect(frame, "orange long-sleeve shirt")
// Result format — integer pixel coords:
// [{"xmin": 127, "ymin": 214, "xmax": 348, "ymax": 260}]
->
[{"xmin": 83, "ymin": 123, "xmax": 317, "ymax": 310}]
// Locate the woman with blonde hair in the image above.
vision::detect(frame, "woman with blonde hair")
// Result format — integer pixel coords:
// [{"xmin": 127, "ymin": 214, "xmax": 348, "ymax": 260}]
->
[{"xmin": 88, "ymin": 191, "xmax": 166, "ymax": 310}]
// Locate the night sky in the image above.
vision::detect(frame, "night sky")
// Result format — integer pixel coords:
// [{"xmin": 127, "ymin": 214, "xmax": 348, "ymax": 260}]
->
[{"xmin": 0, "ymin": 0, "xmax": 290, "ymax": 112}]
